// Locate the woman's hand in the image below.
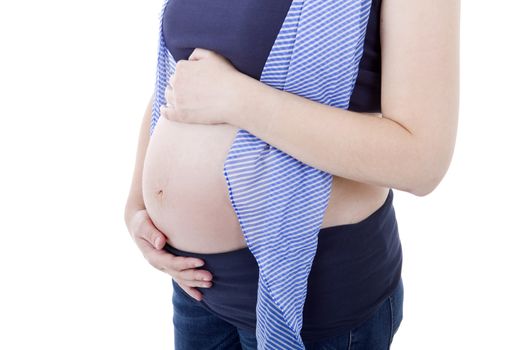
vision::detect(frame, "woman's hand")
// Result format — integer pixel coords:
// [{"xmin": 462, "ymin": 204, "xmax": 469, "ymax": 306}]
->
[
  {"xmin": 126, "ymin": 209, "xmax": 213, "ymax": 301},
  {"xmin": 160, "ymin": 48, "xmax": 245, "ymax": 125}
]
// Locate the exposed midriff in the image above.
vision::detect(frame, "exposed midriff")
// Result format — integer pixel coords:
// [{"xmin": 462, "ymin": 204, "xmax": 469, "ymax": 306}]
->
[{"xmin": 142, "ymin": 114, "xmax": 389, "ymax": 254}]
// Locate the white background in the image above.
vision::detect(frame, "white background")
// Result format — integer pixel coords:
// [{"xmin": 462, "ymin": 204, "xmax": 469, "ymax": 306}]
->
[{"xmin": 0, "ymin": 0, "xmax": 523, "ymax": 349}]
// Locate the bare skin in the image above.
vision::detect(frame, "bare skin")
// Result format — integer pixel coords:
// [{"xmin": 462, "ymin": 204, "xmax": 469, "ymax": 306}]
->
[
  {"xmin": 125, "ymin": 0, "xmax": 460, "ymax": 301},
  {"xmin": 125, "ymin": 95, "xmax": 214, "ymax": 300},
  {"xmin": 142, "ymin": 116, "xmax": 390, "ymax": 254}
]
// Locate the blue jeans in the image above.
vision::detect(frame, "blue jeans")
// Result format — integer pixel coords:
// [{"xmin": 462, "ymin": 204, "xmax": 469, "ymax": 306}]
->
[{"xmin": 170, "ymin": 277, "xmax": 404, "ymax": 349}]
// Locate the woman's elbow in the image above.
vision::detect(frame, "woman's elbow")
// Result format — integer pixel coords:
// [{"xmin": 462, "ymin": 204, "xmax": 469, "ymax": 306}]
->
[
  {"xmin": 410, "ymin": 168, "xmax": 447, "ymax": 197},
  {"xmin": 408, "ymin": 139, "xmax": 456, "ymax": 197}
]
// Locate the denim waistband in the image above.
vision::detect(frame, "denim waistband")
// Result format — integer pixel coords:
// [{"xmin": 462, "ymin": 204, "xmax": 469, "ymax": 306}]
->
[{"xmin": 164, "ymin": 188, "xmax": 403, "ymax": 342}]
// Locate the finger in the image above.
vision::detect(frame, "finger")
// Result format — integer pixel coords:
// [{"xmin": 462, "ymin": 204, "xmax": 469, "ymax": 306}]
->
[
  {"xmin": 177, "ymin": 277, "xmax": 213, "ymax": 289},
  {"xmin": 136, "ymin": 238, "xmax": 170, "ymax": 270},
  {"xmin": 170, "ymin": 257, "xmax": 214, "ymax": 283},
  {"xmin": 175, "ymin": 58, "xmax": 188, "ymax": 67},
  {"xmin": 176, "ymin": 267, "xmax": 213, "ymax": 282},
  {"xmin": 137, "ymin": 238, "xmax": 203, "ymax": 272},
  {"xmin": 136, "ymin": 235, "xmax": 213, "ymax": 282},
  {"xmin": 162, "ymin": 252, "xmax": 212, "ymax": 279},
  {"xmin": 139, "ymin": 219, "xmax": 166, "ymax": 250},
  {"xmin": 180, "ymin": 284, "xmax": 203, "ymax": 301},
  {"xmin": 171, "ymin": 255, "xmax": 206, "ymax": 270},
  {"xmin": 188, "ymin": 48, "xmax": 209, "ymax": 61}
]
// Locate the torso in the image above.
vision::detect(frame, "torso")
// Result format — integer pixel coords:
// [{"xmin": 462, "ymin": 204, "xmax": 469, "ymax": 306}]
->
[{"xmin": 142, "ymin": 0, "xmax": 386, "ymax": 253}]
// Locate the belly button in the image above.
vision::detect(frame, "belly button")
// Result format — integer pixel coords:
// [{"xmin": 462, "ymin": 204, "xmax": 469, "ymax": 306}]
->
[{"xmin": 156, "ymin": 189, "xmax": 164, "ymax": 197}]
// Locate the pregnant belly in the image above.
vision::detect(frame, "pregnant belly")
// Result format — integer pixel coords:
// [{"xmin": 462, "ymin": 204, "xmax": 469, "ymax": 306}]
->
[
  {"xmin": 142, "ymin": 116, "xmax": 247, "ymax": 253},
  {"xmin": 143, "ymin": 115, "xmax": 390, "ymax": 254}
]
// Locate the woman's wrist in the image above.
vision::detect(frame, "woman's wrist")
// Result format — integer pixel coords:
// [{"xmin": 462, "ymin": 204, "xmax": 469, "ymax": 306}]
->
[{"xmin": 227, "ymin": 72, "xmax": 285, "ymax": 137}]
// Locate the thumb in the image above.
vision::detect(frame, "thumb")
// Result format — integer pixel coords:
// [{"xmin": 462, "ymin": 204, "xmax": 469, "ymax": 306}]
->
[
  {"xmin": 144, "ymin": 222, "xmax": 167, "ymax": 250},
  {"xmin": 188, "ymin": 47, "xmax": 211, "ymax": 61},
  {"xmin": 152, "ymin": 232, "xmax": 167, "ymax": 250}
]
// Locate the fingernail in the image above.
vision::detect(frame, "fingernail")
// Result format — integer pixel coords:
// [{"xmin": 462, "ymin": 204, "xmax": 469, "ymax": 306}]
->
[
  {"xmin": 202, "ymin": 276, "xmax": 211, "ymax": 281},
  {"xmin": 194, "ymin": 261, "xmax": 204, "ymax": 267},
  {"xmin": 154, "ymin": 237, "xmax": 161, "ymax": 249}
]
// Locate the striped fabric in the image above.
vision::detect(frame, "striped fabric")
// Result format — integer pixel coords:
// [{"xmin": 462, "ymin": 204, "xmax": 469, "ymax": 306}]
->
[{"xmin": 151, "ymin": 0, "xmax": 372, "ymax": 348}]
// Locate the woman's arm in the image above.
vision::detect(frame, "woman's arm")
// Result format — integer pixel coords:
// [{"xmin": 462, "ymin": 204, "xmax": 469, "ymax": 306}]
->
[
  {"xmin": 228, "ymin": 0, "xmax": 460, "ymax": 197},
  {"xmin": 124, "ymin": 94, "xmax": 154, "ymax": 222}
]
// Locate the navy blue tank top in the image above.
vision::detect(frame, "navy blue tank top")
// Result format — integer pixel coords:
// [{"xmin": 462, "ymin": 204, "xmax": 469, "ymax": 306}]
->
[
  {"xmin": 162, "ymin": 0, "xmax": 382, "ymax": 113},
  {"xmin": 161, "ymin": 0, "xmax": 402, "ymax": 342}
]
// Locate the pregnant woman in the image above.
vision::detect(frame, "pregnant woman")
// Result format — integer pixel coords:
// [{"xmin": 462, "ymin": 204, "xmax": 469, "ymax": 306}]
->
[{"xmin": 124, "ymin": 0, "xmax": 459, "ymax": 348}]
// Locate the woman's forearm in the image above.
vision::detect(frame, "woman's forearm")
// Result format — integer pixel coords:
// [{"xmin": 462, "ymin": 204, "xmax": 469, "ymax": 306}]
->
[
  {"xmin": 228, "ymin": 74, "xmax": 448, "ymax": 197},
  {"xmin": 124, "ymin": 93, "xmax": 154, "ymax": 226},
  {"xmin": 226, "ymin": 0, "xmax": 459, "ymax": 197}
]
